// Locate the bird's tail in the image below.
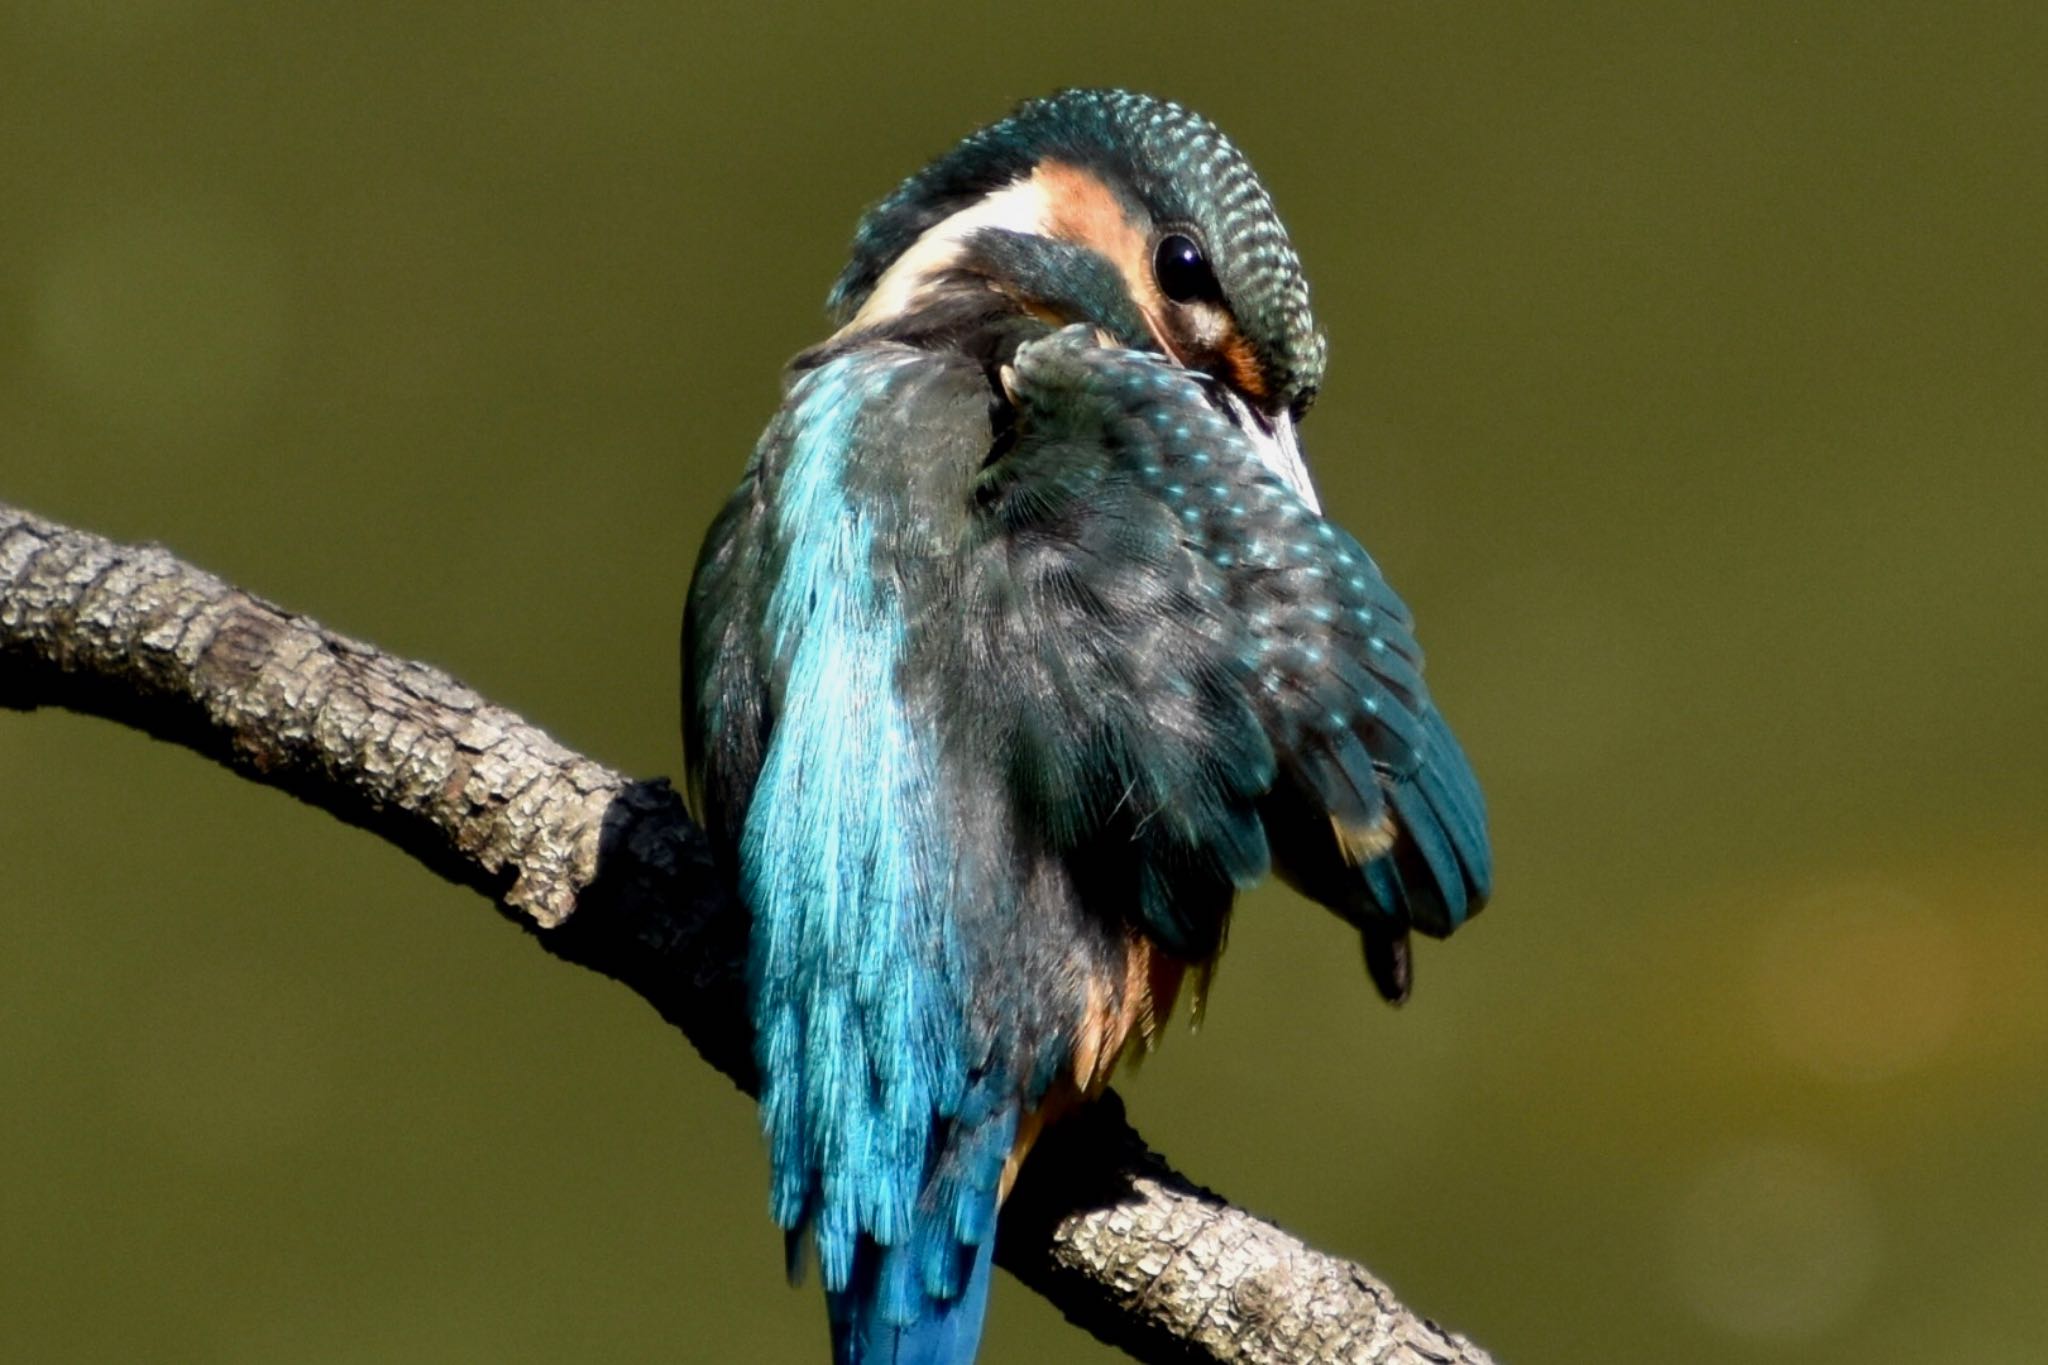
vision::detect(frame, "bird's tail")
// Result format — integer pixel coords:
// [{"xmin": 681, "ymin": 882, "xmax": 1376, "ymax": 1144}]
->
[{"xmin": 826, "ymin": 1234, "xmax": 995, "ymax": 1365}]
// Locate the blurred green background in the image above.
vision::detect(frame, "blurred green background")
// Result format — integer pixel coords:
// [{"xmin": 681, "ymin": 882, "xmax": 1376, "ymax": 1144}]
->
[{"xmin": 3, "ymin": 4, "xmax": 2044, "ymax": 1362}]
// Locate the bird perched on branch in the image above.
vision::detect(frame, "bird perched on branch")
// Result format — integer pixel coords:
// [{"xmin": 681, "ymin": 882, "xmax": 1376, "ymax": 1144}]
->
[{"xmin": 684, "ymin": 89, "xmax": 1492, "ymax": 1365}]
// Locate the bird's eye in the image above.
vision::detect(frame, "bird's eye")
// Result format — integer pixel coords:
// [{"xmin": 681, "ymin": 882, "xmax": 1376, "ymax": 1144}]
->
[{"xmin": 1154, "ymin": 233, "xmax": 1220, "ymax": 304}]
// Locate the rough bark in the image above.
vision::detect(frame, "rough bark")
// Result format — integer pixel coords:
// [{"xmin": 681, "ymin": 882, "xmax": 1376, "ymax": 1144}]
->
[{"xmin": 0, "ymin": 500, "xmax": 1495, "ymax": 1365}]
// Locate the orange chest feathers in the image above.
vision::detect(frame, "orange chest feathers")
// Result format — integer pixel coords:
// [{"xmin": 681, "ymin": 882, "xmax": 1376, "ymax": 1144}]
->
[{"xmin": 1001, "ymin": 931, "xmax": 1197, "ymax": 1200}]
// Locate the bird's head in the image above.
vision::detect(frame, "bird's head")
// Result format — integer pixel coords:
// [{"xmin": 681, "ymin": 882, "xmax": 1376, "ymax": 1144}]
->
[{"xmin": 826, "ymin": 89, "xmax": 1328, "ymax": 431}]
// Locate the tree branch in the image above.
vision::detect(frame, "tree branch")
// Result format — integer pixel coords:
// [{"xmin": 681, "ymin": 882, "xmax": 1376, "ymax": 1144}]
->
[{"xmin": 0, "ymin": 500, "xmax": 1495, "ymax": 1365}]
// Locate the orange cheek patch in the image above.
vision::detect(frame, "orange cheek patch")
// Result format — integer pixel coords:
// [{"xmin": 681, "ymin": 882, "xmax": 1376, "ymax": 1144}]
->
[
  {"xmin": 1033, "ymin": 161, "xmax": 1165, "ymax": 327},
  {"xmin": 1035, "ymin": 161, "xmax": 1280, "ymax": 400}
]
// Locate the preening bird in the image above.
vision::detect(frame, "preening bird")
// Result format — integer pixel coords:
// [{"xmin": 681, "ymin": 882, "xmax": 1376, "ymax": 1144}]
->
[{"xmin": 684, "ymin": 89, "xmax": 1492, "ymax": 1365}]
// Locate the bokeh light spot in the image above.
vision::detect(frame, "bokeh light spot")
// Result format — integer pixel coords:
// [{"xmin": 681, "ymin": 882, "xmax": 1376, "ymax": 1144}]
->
[
  {"xmin": 1669, "ymin": 1141, "xmax": 1880, "ymax": 1342},
  {"xmin": 1751, "ymin": 880, "xmax": 1967, "ymax": 1083}
]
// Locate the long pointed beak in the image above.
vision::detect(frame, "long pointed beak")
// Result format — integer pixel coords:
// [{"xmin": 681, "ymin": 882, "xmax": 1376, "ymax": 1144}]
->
[{"xmin": 1215, "ymin": 389, "xmax": 1321, "ymax": 512}]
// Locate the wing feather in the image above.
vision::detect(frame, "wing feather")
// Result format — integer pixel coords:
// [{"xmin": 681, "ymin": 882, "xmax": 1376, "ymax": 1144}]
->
[{"xmin": 1001, "ymin": 327, "xmax": 1492, "ymax": 994}]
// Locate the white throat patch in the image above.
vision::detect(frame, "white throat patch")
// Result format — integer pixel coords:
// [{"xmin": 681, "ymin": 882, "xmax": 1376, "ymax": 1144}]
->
[{"xmin": 839, "ymin": 176, "xmax": 1054, "ymax": 334}]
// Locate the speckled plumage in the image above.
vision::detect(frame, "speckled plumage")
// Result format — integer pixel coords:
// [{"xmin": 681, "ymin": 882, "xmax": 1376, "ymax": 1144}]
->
[
  {"xmin": 684, "ymin": 90, "xmax": 1491, "ymax": 1365},
  {"xmin": 831, "ymin": 89, "xmax": 1326, "ymax": 413}
]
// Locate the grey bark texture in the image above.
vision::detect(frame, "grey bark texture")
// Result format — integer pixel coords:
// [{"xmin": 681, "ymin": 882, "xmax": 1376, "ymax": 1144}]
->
[{"xmin": 0, "ymin": 499, "xmax": 1496, "ymax": 1365}]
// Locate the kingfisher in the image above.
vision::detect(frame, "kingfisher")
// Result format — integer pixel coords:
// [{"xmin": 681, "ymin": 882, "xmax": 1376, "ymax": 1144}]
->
[{"xmin": 683, "ymin": 89, "xmax": 1491, "ymax": 1364}]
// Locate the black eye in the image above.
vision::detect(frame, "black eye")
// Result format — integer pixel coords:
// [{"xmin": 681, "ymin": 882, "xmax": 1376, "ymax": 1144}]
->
[{"xmin": 1153, "ymin": 232, "xmax": 1220, "ymax": 304}]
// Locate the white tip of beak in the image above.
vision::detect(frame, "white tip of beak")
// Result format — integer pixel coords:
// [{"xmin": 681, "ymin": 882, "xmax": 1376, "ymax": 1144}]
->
[{"xmin": 1217, "ymin": 390, "xmax": 1320, "ymax": 512}]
